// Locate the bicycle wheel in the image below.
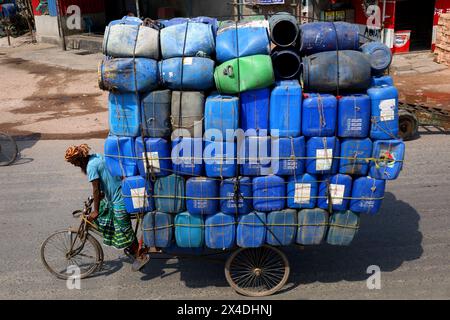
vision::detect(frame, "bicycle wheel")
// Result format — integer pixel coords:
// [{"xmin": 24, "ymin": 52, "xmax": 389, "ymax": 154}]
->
[
  {"xmin": 225, "ymin": 245, "xmax": 290, "ymax": 297},
  {"xmin": 0, "ymin": 133, "xmax": 18, "ymax": 166},
  {"xmin": 40, "ymin": 229, "xmax": 103, "ymax": 280}
]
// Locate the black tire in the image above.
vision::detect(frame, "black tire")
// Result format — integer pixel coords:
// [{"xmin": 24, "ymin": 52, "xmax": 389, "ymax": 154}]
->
[
  {"xmin": 225, "ymin": 245, "xmax": 290, "ymax": 297},
  {"xmin": 0, "ymin": 133, "xmax": 18, "ymax": 166},
  {"xmin": 40, "ymin": 229, "xmax": 104, "ymax": 280},
  {"xmin": 399, "ymin": 109, "xmax": 419, "ymax": 141}
]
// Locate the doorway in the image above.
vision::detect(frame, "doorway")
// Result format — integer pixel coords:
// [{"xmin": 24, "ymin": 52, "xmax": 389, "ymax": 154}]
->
[{"xmin": 395, "ymin": 0, "xmax": 436, "ymax": 51}]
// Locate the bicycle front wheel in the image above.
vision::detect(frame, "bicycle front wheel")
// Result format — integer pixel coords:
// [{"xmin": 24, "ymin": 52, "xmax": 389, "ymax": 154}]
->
[
  {"xmin": 40, "ymin": 229, "xmax": 103, "ymax": 280},
  {"xmin": 0, "ymin": 133, "xmax": 18, "ymax": 166}
]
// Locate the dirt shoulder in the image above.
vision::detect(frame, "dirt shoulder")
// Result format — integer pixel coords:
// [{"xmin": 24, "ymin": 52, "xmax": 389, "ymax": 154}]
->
[
  {"xmin": 393, "ymin": 68, "xmax": 450, "ymax": 110},
  {"xmin": 0, "ymin": 41, "xmax": 108, "ymax": 140}
]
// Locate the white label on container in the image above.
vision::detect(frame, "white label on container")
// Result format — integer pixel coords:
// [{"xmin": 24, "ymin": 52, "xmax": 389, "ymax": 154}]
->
[
  {"xmin": 226, "ymin": 192, "xmax": 244, "ymax": 208},
  {"xmin": 379, "ymin": 99, "xmax": 396, "ymax": 121},
  {"xmin": 326, "ymin": 184, "xmax": 345, "ymax": 206},
  {"xmin": 142, "ymin": 152, "xmax": 160, "ymax": 173},
  {"xmin": 378, "ymin": 148, "xmax": 396, "ymax": 168},
  {"xmin": 131, "ymin": 187, "xmax": 147, "ymax": 209},
  {"xmin": 194, "ymin": 200, "xmax": 207, "ymax": 209},
  {"xmin": 346, "ymin": 118, "xmax": 362, "ymax": 131},
  {"xmin": 294, "ymin": 183, "xmax": 311, "ymax": 204},
  {"xmin": 283, "ymin": 160, "xmax": 298, "ymax": 170},
  {"xmin": 183, "ymin": 57, "xmax": 193, "ymax": 65},
  {"xmin": 168, "ymin": 71, "xmax": 174, "ymax": 78},
  {"xmin": 316, "ymin": 149, "xmax": 333, "ymax": 171}
]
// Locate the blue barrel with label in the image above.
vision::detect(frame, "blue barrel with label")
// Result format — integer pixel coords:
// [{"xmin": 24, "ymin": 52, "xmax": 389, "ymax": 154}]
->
[
  {"xmin": 220, "ymin": 177, "xmax": 253, "ymax": 215},
  {"xmin": 287, "ymin": 173, "xmax": 318, "ymax": 209},
  {"xmin": 306, "ymin": 137, "xmax": 340, "ymax": 175},
  {"xmin": 135, "ymin": 137, "xmax": 172, "ymax": 178},
  {"xmin": 204, "ymin": 140, "xmax": 236, "ymax": 178},
  {"xmin": 108, "ymin": 93, "xmax": 140, "ymax": 137},
  {"xmin": 299, "ymin": 22, "xmax": 359, "ymax": 55},
  {"xmin": 253, "ymin": 176, "xmax": 286, "ymax": 212},
  {"xmin": 270, "ymin": 80, "xmax": 302, "ymax": 137},
  {"xmin": 204, "ymin": 94, "xmax": 239, "ymax": 140},
  {"xmin": 369, "ymin": 85, "xmax": 399, "ymax": 140},
  {"xmin": 350, "ymin": 177, "xmax": 386, "ymax": 215},
  {"xmin": 240, "ymin": 88, "xmax": 270, "ymax": 136},
  {"xmin": 370, "ymin": 139, "xmax": 405, "ymax": 180},
  {"xmin": 141, "ymin": 90, "xmax": 171, "ymax": 138},
  {"xmin": 327, "ymin": 211, "xmax": 360, "ymax": 246},
  {"xmin": 143, "ymin": 212, "xmax": 173, "ymax": 248},
  {"xmin": 160, "ymin": 22, "xmax": 215, "ymax": 59},
  {"xmin": 302, "ymin": 94, "xmax": 337, "ymax": 137},
  {"xmin": 297, "ymin": 208, "xmax": 329, "ymax": 245},
  {"xmin": 216, "ymin": 20, "xmax": 270, "ymax": 63},
  {"xmin": 318, "ymin": 174, "xmax": 352, "ymax": 211},
  {"xmin": 337, "ymin": 94, "xmax": 371, "ymax": 138},
  {"xmin": 339, "ymin": 138, "xmax": 373, "ymax": 175},
  {"xmin": 360, "ymin": 41, "xmax": 392, "ymax": 75},
  {"xmin": 271, "ymin": 136, "xmax": 305, "ymax": 176},
  {"xmin": 154, "ymin": 174, "xmax": 185, "ymax": 214},
  {"xmin": 99, "ymin": 58, "xmax": 159, "ymax": 93},
  {"xmin": 186, "ymin": 177, "xmax": 220, "ymax": 215},
  {"xmin": 266, "ymin": 209, "xmax": 297, "ymax": 246},
  {"xmin": 121, "ymin": 176, "xmax": 155, "ymax": 214},
  {"xmin": 240, "ymin": 136, "xmax": 272, "ymax": 176},
  {"xmin": 104, "ymin": 135, "xmax": 138, "ymax": 177},
  {"xmin": 205, "ymin": 212, "xmax": 236, "ymax": 249},
  {"xmin": 175, "ymin": 212, "xmax": 204, "ymax": 248},
  {"xmin": 237, "ymin": 212, "xmax": 267, "ymax": 248},
  {"xmin": 171, "ymin": 138, "xmax": 204, "ymax": 176},
  {"xmin": 159, "ymin": 57, "xmax": 215, "ymax": 91}
]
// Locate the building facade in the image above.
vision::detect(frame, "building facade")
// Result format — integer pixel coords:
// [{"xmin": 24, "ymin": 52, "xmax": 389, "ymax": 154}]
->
[{"xmin": 31, "ymin": 0, "xmax": 450, "ymax": 54}]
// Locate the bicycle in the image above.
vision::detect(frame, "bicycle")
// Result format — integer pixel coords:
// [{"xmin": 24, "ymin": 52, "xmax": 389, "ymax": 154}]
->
[
  {"xmin": 0, "ymin": 132, "xmax": 18, "ymax": 166},
  {"xmin": 40, "ymin": 197, "xmax": 104, "ymax": 280},
  {"xmin": 41, "ymin": 196, "xmax": 291, "ymax": 296}
]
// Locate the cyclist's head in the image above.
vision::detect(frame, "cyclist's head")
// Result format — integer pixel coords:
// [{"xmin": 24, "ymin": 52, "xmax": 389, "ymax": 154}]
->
[{"xmin": 65, "ymin": 144, "xmax": 91, "ymax": 173}]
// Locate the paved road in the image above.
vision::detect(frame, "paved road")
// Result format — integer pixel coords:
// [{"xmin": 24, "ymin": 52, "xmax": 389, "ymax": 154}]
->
[{"xmin": 0, "ymin": 135, "xmax": 449, "ymax": 300}]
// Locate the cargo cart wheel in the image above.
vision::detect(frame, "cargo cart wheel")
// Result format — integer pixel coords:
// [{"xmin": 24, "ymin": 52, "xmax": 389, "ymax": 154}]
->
[
  {"xmin": 399, "ymin": 109, "xmax": 418, "ymax": 141},
  {"xmin": 225, "ymin": 245, "xmax": 290, "ymax": 297},
  {"xmin": 0, "ymin": 133, "xmax": 18, "ymax": 166},
  {"xmin": 41, "ymin": 229, "xmax": 104, "ymax": 280}
]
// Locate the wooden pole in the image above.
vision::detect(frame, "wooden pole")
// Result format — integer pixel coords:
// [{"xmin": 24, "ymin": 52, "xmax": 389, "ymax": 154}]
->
[{"xmin": 55, "ymin": 0, "xmax": 67, "ymax": 50}]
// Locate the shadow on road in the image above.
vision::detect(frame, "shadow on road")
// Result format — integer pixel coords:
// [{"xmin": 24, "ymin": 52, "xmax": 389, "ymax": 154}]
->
[
  {"xmin": 10, "ymin": 133, "xmax": 41, "ymax": 165},
  {"xmin": 137, "ymin": 192, "xmax": 422, "ymax": 294},
  {"xmin": 90, "ymin": 258, "xmax": 125, "ymax": 279},
  {"xmin": 287, "ymin": 192, "xmax": 423, "ymax": 286}
]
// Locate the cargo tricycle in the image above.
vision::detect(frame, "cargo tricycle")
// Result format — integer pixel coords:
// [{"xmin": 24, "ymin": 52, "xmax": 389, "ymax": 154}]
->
[{"xmin": 40, "ymin": 197, "xmax": 290, "ymax": 297}]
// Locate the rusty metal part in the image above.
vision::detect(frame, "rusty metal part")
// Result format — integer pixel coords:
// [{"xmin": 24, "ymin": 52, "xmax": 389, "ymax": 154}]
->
[{"xmin": 399, "ymin": 102, "xmax": 450, "ymax": 131}]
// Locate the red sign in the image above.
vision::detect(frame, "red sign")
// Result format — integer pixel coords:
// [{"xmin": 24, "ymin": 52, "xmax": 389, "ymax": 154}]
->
[
  {"xmin": 352, "ymin": 0, "xmax": 396, "ymax": 29},
  {"xmin": 434, "ymin": 0, "xmax": 450, "ymax": 25}
]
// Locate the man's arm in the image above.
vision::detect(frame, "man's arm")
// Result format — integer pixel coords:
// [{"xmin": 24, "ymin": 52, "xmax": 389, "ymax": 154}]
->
[{"xmin": 88, "ymin": 179, "xmax": 101, "ymax": 222}]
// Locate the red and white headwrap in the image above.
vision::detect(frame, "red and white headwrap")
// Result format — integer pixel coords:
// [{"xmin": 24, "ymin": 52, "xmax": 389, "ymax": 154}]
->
[{"xmin": 65, "ymin": 144, "xmax": 91, "ymax": 164}]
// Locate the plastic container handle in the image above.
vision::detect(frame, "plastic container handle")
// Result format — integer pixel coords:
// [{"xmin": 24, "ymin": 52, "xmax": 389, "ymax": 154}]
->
[{"xmin": 223, "ymin": 65, "xmax": 234, "ymax": 78}]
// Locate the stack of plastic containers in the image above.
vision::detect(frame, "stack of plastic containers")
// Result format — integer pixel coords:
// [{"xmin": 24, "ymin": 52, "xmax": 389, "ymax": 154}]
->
[
  {"xmin": 97, "ymin": 14, "xmax": 405, "ymax": 252},
  {"xmin": 100, "ymin": 16, "xmax": 161, "ymax": 227},
  {"xmin": 297, "ymin": 20, "xmax": 405, "ymax": 246}
]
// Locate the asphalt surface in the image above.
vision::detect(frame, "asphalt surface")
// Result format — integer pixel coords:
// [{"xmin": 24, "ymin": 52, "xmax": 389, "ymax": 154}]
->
[{"xmin": 0, "ymin": 134, "xmax": 449, "ymax": 300}]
